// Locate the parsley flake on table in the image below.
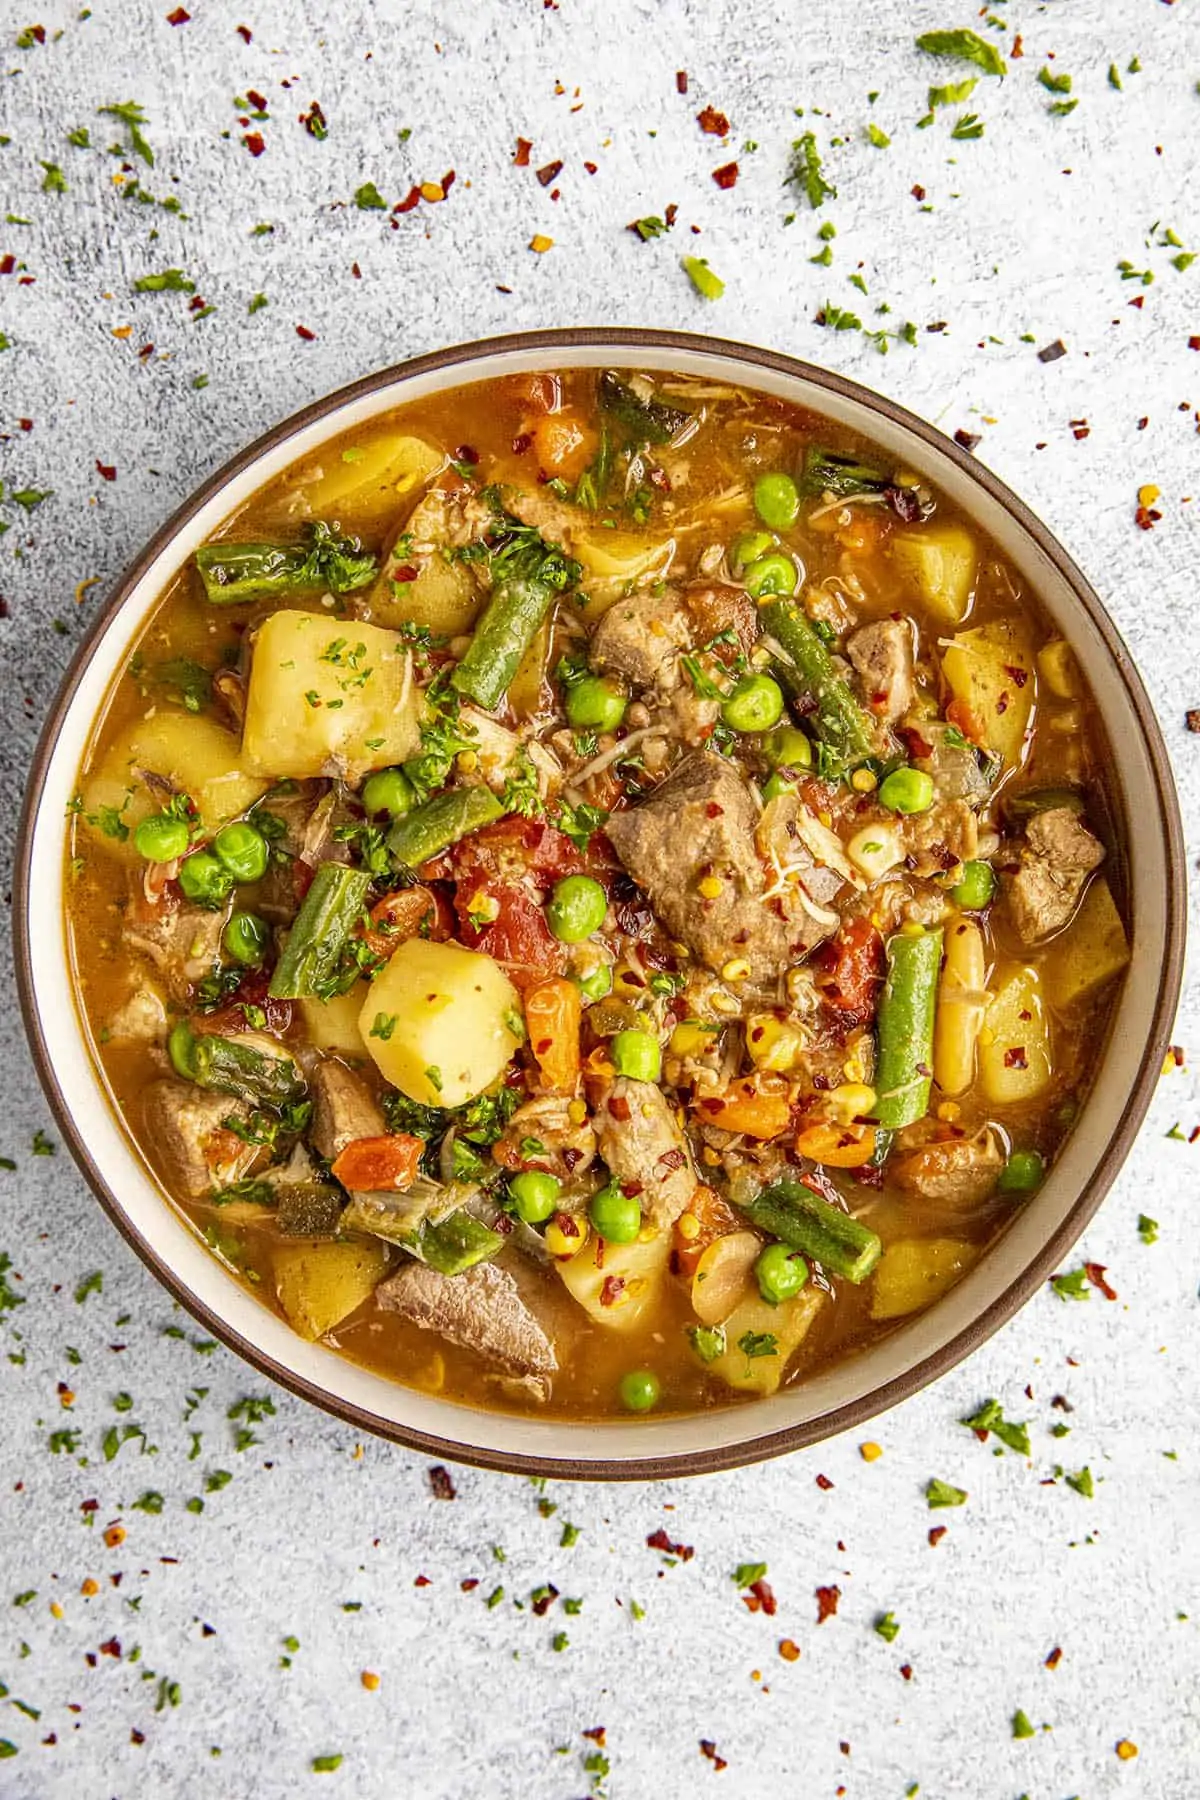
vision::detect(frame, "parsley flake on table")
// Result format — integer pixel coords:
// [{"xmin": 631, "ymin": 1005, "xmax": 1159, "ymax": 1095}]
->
[
  {"xmin": 98, "ymin": 100, "xmax": 155, "ymax": 167},
  {"xmin": 354, "ymin": 181, "xmax": 387, "ymax": 211},
  {"xmin": 682, "ymin": 256, "xmax": 724, "ymax": 299},
  {"xmin": 134, "ymin": 269, "xmax": 195, "ymax": 293},
  {"xmin": 74, "ymin": 1270, "xmax": 102, "ymax": 1303},
  {"xmin": 960, "ymin": 1398, "xmax": 1031, "ymax": 1455},
  {"xmin": 874, "ymin": 1611, "xmax": 900, "ymax": 1642},
  {"xmin": 733, "ymin": 1562, "xmax": 767, "ymax": 1588},
  {"xmin": 915, "ymin": 28, "xmax": 1006, "ymax": 79},
  {"xmin": 1012, "ymin": 1708, "xmax": 1036, "ymax": 1739},
  {"xmin": 1050, "ymin": 1267, "xmax": 1090, "ymax": 1301},
  {"xmin": 926, "ymin": 1477, "xmax": 968, "ymax": 1509},
  {"xmin": 1137, "ymin": 1213, "xmax": 1159, "ymax": 1244},
  {"xmin": 786, "ymin": 131, "xmax": 836, "ymax": 209}
]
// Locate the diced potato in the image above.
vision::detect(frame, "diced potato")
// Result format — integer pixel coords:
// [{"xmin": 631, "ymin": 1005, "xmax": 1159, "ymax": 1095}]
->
[
  {"xmin": 297, "ymin": 433, "xmax": 445, "ymax": 524},
  {"xmin": 370, "ymin": 545, "xmax": 482, "ymax": 637},
  {"xmin": 572, "ymin": 531, "xmax": 676, "ymax": 614},
  {"xmin": 870, "ymin": 1237, "xmax": 979, "ymax": 1320},
  {"xmin": 941, "ymin": 618, "xmax": 1036, "ymax": 769},
  {"xmin": 891, "ymin": 522, "xmax": 978, "ymax": 626},
  {"xmin": 241, "ymin": 610, "xmax": 422, "ymax": 782},
  {"xmin": 508, "ymin": 616, "xmax": 554, "ymax": 719},
  {"xmin": 690, "ymin": 1229, "xmax": 762, "ymax": 1325},
  {"xmin": 1044, "ymin": 876, "xmax": 1130, "ymax": 1010},
  {"xmin": 79, "ymin": 711, "xmax": 269, "ymax": 858},
  {"xmin": 359, "ymin": 938, "xmax": 523, "ymax": 1108},
  {"xmin": 1037, "ymin": 638, "xmax": 1081, "ymax": 700},
  {"xmin": 744, "ymin": 1013, "xmax": 806, "ymax": 1073},
  {"xmin": 846, "ymin": 820, "xmax": 907, "ymax": 884},
  {"xmin": 978, "ymin": 965, "xmax": 1054, "ymax": 1104},
  {"xmin": 273, "ymin": 1237, "xmax": 391, "ymax": 1342},
  {"xmin": 706, "ymin": 1289, "xmax": 824, "ymax": 1396},
  {"xmin": 298, "ymin": 982, "xmax": 370, "ymax": 1058},
  {"xmin": 557, "ymin": 1230, "xmax": 672, "ymax": 1333}
]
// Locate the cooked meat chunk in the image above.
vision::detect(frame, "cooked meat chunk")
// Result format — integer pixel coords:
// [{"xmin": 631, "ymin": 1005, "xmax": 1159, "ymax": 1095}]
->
[
  {"xmin": 593, "ymin": 1077, "xmax": 696, "ymax": 1228},
  {"xmin": 1005, "ymin": 806, "xmax": 1105, "ymax": 945},
  {"xmin": 505, "ymin": 484, "xmax": 583, "ymax": 554},
  {"xmin": 589, "ymin": 588, "xmax": 692, "ymax": 691},
  {"xmin": 903, "ymin": 799, "xmax": 979, "ymax": 877},
  {"xmin": 606, "ymin": 753, "xmax": 802, "ymax": 982},
  {"xmin": 683, "ymin": 582, "xmax": 759, "ymax": 659},
  {"xmin": 491, "ymin": 1095, "xmax": 597, "ymax": 1183},
  {"xmin": 124, "ymin": 898, "xmax": 225, "ymax": 1000},
  {"xmin": 108, "ymin": 981, "xmax": 168, "ymax": 1043},
  {"xmin": 375, "ymin": 1259, "xmax": 557, "ymax": 1386},
  {"xmin": 309, "ymin": 1059, "xmax": 387, "ymax": 1163},
  {"xmin": 891, "ymin": 1129, "xmax": 1004, "ymax": 1205},
  {"xmin": 847, "ymin": 619, "xmax": 916, "ymax": 723},
  {"xmin": 404, "ymin": 483, "xmax": 494, "ymax": 552},
  {"xmin": 142, "ymin": 1079, "xmax": 257, "ymax": 1200}
]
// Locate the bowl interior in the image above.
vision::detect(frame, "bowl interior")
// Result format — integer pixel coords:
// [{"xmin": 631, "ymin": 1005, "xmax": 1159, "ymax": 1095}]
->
[{"xmin": 16, "ymin": 331, "xmax": 1184, "ymax": 1477}]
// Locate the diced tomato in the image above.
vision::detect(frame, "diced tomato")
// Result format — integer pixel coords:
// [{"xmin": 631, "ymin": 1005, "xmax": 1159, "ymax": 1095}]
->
[
  {"xmin": 945, "ymin": 697, "xmax": 988, "ymax": 750},
  {"xmin": 452, "ymin": 817, "xmax": 582, "ymax": 890},
  {"xmin": 197, "ymin": 970, "xmax": 293, "ymax": 1037},
  {"xmin": 504, "ymin": 371, "xmax": 562, "ymax": 414},
  {"xmin": 694, "ymin": 1078, "xmax": 792, "ymax": 1141},
  {"xmin": 359, "ymin": 886, "xmax": 449, "ymax": 962},
  {"xmin": 815, "ymin": 917, "xmax": 885, "ymax": 1028},
  {"xmin": 455, "ymin": 879, "xmax": 565, "ymax": 991},
  {"xmin": 330, "ymin": 1134, "xmax": 423, "ymax": 1192}
]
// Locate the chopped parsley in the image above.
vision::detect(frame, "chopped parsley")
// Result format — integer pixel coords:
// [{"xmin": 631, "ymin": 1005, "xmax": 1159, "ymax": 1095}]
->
[
  {"xmin": 737, "ymin": 1330, "xmax": 777, "ymax": 1359},
  {"xmin": 74, "ymin": 1270, "xmax": 102, "ymax": 1303},
  {"xmin": 874, "ymin": 1611, "xmax": 900, "ymax": 1642},
  {"xmin": 960, "ymin": 1398, "xmax": 1030, "ymax": 1456},
  {"xmin": 1050, "ymin": 1267, "xmax": 1090, "ymax": 1301},
  {"xmin": 1137, "ymin": 1213, "xmax": 1159, "ymax": 1244},
  {"xmin": 915, "ymin": 28, "xmax": 1006, "ymax": 79},
  {"xmin": 925, "ymin": 1477, "xmax": 967, "ymax": 1509},
  {"xmin": 732, "ymin": 1562, "xmax": 767, "ymax": 1588},
  {"xmin": 786, "ymin": 131, "xmax": 836, "ymax": 210}
]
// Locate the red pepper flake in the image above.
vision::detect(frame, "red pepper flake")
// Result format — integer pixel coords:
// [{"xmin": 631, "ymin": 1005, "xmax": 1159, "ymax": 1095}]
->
[
  {"xmin": 911, "ymin": 184, "xmax": 926, "ymax": 202},
  {"xmin": 712, "ymin": 161, "xmax": 739, "ymax": 190},
  {"xmin": 583, "ymin": 160, "xmax": 598, "ymax": 175},
  {"xmin": 531, "ymin": 1583, "xmax": 559, "ymax": 1616},
  {"xmin": 166, "ymin": 5, "xmax": 190, "ymax": 21},
  {"xmin": 676, "ymin": 70, "xmax": 689, "ymax": 95},
  {"xmin": 130, "ymin": 1728, "xmax": 146, "ymax": 1745},
  {"xmin": 1, "ymin": 255, "xmax": 18, "ymax": 276},
  {"xmin": 1186, "ymin": 711, "xmax": 1200, "ymax": 734},
  {"xmin": 699, "ymin": 1740, "xmax": 728, "ymax": 1771},
  {"xmin": 599, "ymin": 1275, "xmax": 626, "ymax": 1308},
  {"xmin": 243, "ymin": 132, "xmax": 266, "ymax": 157},
  {"xmin": 1004, "ymin": 664, "xmax": 1029, "ymax": 688},
  {"xmin": 394, "ymin": 185, "xmax": 422, "ymax": 214},
  {"xmin": 413, "ymin": 1574, "xmax": 431, "ymax": 1587},
  {"xmin": 236, "ymin": 23, "xmax": 253, "ymax": 41},
  {"xmin": 95, "ymin": 460, "xmax": 117, "ymax": 482},
  {"xmin": 899, "ymin": 1663, "xmax": 914, "ymax": 1681},
  {"xmin": 300, "ymin": 100, "xmax": 327, "ymax": 137},
  {"xmin": 1070, "ymin": 418, "xmax": 1090, "ymax": 441},
  {"xmin": 646, "ymin": 1527, "xmax": 694, "ymax": 1562},
  {"xmin": 1189, "ymin": 336, "xmax": 1200, "ymax": 351},
  {"xmin": 955, "ymin": 428, "xmax": 982, "ymax": 453},
  {"xmin": 928, "ymin": 1526, "xmax": 947, "ymax": 1547},
  {"xmin": 609, "ymin": 1094, "xmax": 632, "ymax": 1123},
  {"xmin": 1085, "ymin": 1262, "xmax": 1118, "ymax": 1301},
  {"xmin": 1012, "ymin": 34, "xmax": 1024, "ymax": 57},
  {"xmin": 514, "ymin": 138, "xmax": 533, "ymax": 167},
  {"xmin": 749, "ymin": 1578, "xmax": 776, "ymax": 1616},
  {"xmin": 81, "ymin": 1498, "xmax": 99, "ymax": 1514},
  {"xmin": 21, "ymin": 23, "xmax": 46, "ymax": 42},
  {"xmin": 696, "ymin": 106, "xmax": 730, "ymax": 137},
  {"xmin": 459, "ymin": 1577, "xmax": 479, "ymax": 1593},
  {"xmin": 428, "ymin": 1464, "xmax": 456, "ymax": 1500},
  {"xmin": 815, "ymin": 1585, "xmax": 841, "ymax": 1623},
  {"xmin": 295, "ymin": 324, "xmax": 316, "ymax": 341},
  {"xmin": 246, "ymin": 89, "xmax": 269, "ymax": 113},
  {"xmin": 1045, "ymin": 1645, "xmax": 1063, "ymax": 1670},
  {"xmin": 99, "ymin": 1637, "xmax": 122, "ymax": 1658},
  {"xmin": 815, "ymin": 1473, "xmax": 834, "ymax": 1491},
  {"xmin": 658, "ymin": 1148, "xmax": 686, "ymax": 1173},
  {"xmin": 1004, "ymin": 1047, "xmax": 1028, "ymax": 1070},
  {"xmin": 536, "ymin": 159, "xmax": 564, "ymax": 187}
]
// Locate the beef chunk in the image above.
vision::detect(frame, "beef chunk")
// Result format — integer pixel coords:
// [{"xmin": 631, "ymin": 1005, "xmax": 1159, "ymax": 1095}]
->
[
  {"xmin": 309, "ymin": 1059, "xmax": 387, "ymax": 1163},
  {"xmin": 683, "ymin": 582, "xmax": 759, "ymax": 659},
  {"xmin": 375, "ymin": 1259, "xmax": 557, "ymax": 1386},
  {"xmin": 1005, "ymin": 806, "xmax": 1104, "ymax": 945},
  {"xmin": 593, "ymin": 1077, "xmax": 697, "ymax": 1228},
  {"xmin": 404, "ymin": 483, "xmax": 495, "ymax": 552},
  {"xmin": 123, "ymin": 898, "xmax": 225, "ymax": 1001},
  {"xmin": 846, "ymin": 619, "xmax": 915, "ymax": 724},
  {"xmin": 891, "ymin": 1130, "xmax": 1004, "ymax": 1205},
  {"xmin": 605, "ymin": 753, "xmax": 797, "ymax": 982},
  {"xmin": 142, "ymin": 1079, "xmax": 257, "ymax": 1200},
  {"xmin": 589, "ymin": 588, "xmax": 691, "ymax": 690},
  {"xmin": 903, "ymin": 799, "xmax": 979, "ymax": 877}
]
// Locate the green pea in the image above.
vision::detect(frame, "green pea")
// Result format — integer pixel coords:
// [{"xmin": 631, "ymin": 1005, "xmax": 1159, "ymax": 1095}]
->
[
  {"xmin": 545, "ymin": 874, "xmax": 608, "ymax": 944},
  {"xmin": 618, "ymin": 1368, "xmax": 661, "ymax": 1413},
  {"xmin": 223, "ymin": 910, "xmax": 270, "ymax": 968},
  {"xmin": 753, "ymin": 471, "xmax": 800, "ymax": 531},
  {"xmin": 721, "ymin": 673, "xmax": 785, "ymax": 735},
  {"xmin": 951, "ymin": 859, "xmax": 996, "ymax": 910},
  {"xmin": 212, "ymin": 821, "xmax": 269, "ymax": 883},
  {"xmin": 178, "ymin": 849, "xmax": 235, "ymax": 909},
  {"xmin": 743, "ymin": 552, "xmax": 798, "ymax": 599},
  {"xmin": 362, "ymin": 766, "xmax": 416, "ymax": 820},
  {"xmin": 167, "ymin": 1019, "xmax": 198, "ymax": 1080},
  {"xmin": 755, "ymin": 1241, "xmax": 810, "ymax": 1305},
  {"xmin": 997, "ymin": 1149, "xmax": 1045, "ymax": 1194},
  {"xmin": 610, "ymin": 1029, "xmax": 661, "ymax": 1082},
  {"xmin": 762, "ymin": 771, "xmax": 799, "ymax": 801},
  {"xmin": 731, "ymin": 528, "xmax": 775, "ymax": 570},
  {"xmin": 566, "ymin": 674, "xmax": 627, "ymax": 733},
  {"xmin": 509, "ymin": 1169, "xmax": 561, "ymax": 1225},
  {"xmin": 764, "ymin": 725, "xmax": 813, "ymax": 771},
  {"xmin": 589, "ymin": 1182, "xmax": 642, "ymax": 1245},
  {"xmin": 878, "ymin": 766, "xmax": 935, "ymax": 815},
  {"xmin": 576, "ymin": 963, "xmax": 614, "ymax": 1003},
  {"xmin": 133, "ymin": 812, "xmax": 191, "ymax": 864}
]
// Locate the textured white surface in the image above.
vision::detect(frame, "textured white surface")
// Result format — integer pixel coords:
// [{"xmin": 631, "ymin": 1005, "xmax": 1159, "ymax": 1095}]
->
[{"xmin": 1, "ymin": 4, "xmax": 1199, "ymax": 1797}]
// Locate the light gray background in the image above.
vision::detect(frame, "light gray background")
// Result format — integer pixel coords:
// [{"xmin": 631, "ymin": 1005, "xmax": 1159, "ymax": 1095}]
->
[{"xmin": 2, "ymin": 3, "xmax": 1198, "ymax": 1796}]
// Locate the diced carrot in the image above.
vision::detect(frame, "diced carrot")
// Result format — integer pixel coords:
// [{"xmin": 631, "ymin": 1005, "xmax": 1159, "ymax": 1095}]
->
[
  {"xmin": 672, "ymin": 1182, "xmax": 739, "ymax": 1278},
  {"xmin": 794, "ymin": 1122, "xmax": 879, "ymax": 1169},
  {"xmin": 694, "ymin": 1079, "xmax": 792, "ymax": 1141},
  {"xmin": 530, "ymin": 409, "xmax": 597, "ymax": 479},
  {"xmin": 836, "ymin": 508, "xmax": 889, "ymax": 554},
  {"xmin": 524, "ymin": 976, "xmax": 582, "ymax": 1092},
  {"xmin": 945, "ymin": 697, "xmax": 988, "ymax": 750},
  {"xmin": 331, "ymin": 1134, "xmax": 423, "ymax": 1192},
  {"xmin": 361, "ymin": 887, "xmax": 441, "ymax": 961}
]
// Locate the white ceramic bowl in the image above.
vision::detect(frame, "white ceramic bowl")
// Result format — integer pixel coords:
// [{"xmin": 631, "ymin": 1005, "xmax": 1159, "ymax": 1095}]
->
[{"xmin": 14, "ymin": 330, "xmax": 1185, "ymax": 1478}]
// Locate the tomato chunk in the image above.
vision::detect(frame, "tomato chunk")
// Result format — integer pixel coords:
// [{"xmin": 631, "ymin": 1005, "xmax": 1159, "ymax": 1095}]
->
[{"xmin": 815, "ymin": 917, "xmax": 886, "ymax": 1028}]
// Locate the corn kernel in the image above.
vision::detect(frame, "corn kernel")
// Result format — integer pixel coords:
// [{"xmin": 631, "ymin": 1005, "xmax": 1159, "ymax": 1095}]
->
[
  {"xmin": 671, "ymin": 1019, "xmax": 719, "ymax": 1059},
  {"xmin": 104, "ymin": 1524, "xmax": 126, "ymax": 1549},
  {"xmin": 546, "ymin": 1216, "xmax": 589, "ymax": 1259},
  {"xmin": 677, "ymin": 1211, "xmax": 701, "ymax": 1242},
  {"xmin": 721, "ymin": 958, "xmax": 751, "ymax": 982},
  {"xmin": 850, "ymin": 767, "xmax": 877, "ymax": 792},
  {"xmin": 745, "ymin": 1013, "xmax": 804, "ymax": 1073},
  {"xmin": 420, "ymin": 182, "xmax": 445, "ymax": 203},
  {"xmin": 698, "ymin": 875, "xmax": 724, "ymax": 899},
  {"xmin": 80, "ymin": 1578, "xmax": 99, "ymax": 1597},
  {"xmin": 1161, "ymin": 1052, "xmax": 1176, "ymax": 1076},
  {"xmin": 50, "ymin": 1601, "xmax": 64, "ymax": 1620},
  {"xmin": 900, "ymin": 920, "xmax": 926, "ymax": 937},
  {"xmin": 778, "ymin": 1639, "xmax": 801, "ymax": 1662},
  {"xmin": 1137, "ymin": 485, "xmax": 1159, "ymax": 509},
  {"xmin": 818, "ymin": 811, "xmax": 833, "ymax": 829},
  {"xmin": 702, "ymin": 1145, "xmax": 721, "ymax": 1167},
  {"xmin": 59, "ymin": 1388, "xmax": 75, "ymax": 1408},
  {"xmin": 529, "ymin": 234, "xmax": 554, "ymax": 253},
  {"xmin": 455, "ymin": 749, "xmax": 478, "ymax": 774},
  {"xmin": 859, "ymin": 1441, "xmax": 883, "ymax": 1462},
  {"xmin": 936, "ymin": 1100, "xmax": 961, "ymax": 1122},
  {"xmin": 1115, "ymin": 1740, "xmax": 1138, "ymax": 1761},
  {"xmin": 567, "ymin": 1098, "xmax": 588, "ymax": 1126},
  {"xmin": 824, "ymin": 1082, "xmax": 876, "ymax": 1124},
  {"xmin": 361, "ymin": 1670, "xmax": 381, "ymax": 1692}
]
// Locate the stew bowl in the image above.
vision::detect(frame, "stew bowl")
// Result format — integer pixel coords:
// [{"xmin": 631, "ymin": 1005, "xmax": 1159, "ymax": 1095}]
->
[{"xmin": 14, "ymin": 329, "xmax": 1185, "ymax": 1478}]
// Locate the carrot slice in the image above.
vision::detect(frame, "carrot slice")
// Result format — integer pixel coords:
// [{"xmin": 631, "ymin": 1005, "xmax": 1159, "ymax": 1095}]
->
[
  {"xmin": 330, "ymin": 1134, "xmax": 423, "ymax": 1192},
  {"xmin": 794, "ymin": 1122, "xmax": 878, "ymax": 1169},
  {"xmin": 524, "ymin": 976, "xmax": 582, "ymax": 1092},
  {"xmin": 694, "ymin": 1079, "xmax": 791, "ymax": 1141}
]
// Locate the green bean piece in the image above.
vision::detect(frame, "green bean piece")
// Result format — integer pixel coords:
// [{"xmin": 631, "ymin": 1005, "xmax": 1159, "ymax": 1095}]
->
[
  {"xmin": 450, "ymin": 574, "xmax": 559, "ymax": 711},
  {"xmin": 759, "ymin": 598, "xmax": 877, "ymax": 770},
  {"xmin": 597, "ymin": 371, "xmax": 692, "ymax": 444},
  {"xmin": 797, "ymin": 446, "xmax": 889, "ymax": 498},
  {"xmin": 169, "ymin": 1020, "xmax": 304, "ymax": 1108},
  {"xmin": 872, "ymin": 928, "xmax": 944, "ymax": 1130},
  {"xmin": 194, "ymin": 521, "xmax": 377, "ymax": 605},
  {"xmin": 738, "ymin": 1179, "xmax": 882, "ymax": 1285},
  {"xmin": 268, "ymin": 862, "xmax": 372, "ymax": 1000},
  {"xmin": 387, "ymin": 785, "xmax": 505, "ymax": 870},
  {"xmin": 408, "ymin": 1210, "xmax": 505, "ymax": 1276}
]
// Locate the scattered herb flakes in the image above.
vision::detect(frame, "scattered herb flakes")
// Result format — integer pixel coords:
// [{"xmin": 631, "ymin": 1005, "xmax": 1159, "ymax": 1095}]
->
[
  {"xmin": 134, "ymin": 268, "xmax": 195, "ymax": 293},
  {"xmin": 874, "ymin": 1611, "xmax": 900, "ymax": 1642},
  {"xmin": 1137, "ymin": 1213, "xmax": 1159, "ymax": 1244},
  {"xmin": 1038, "ymin": 67, "xmax": 1072, "ymax": 95},
  {"xmin": 929, "ymin": 76, "xmax": 978, "ymax": 109},
  {"xmin": 74, "ymin": 1270, "xmax": 103, "ymax": 1304},
  {"xmin": 98, "ymin": 101, "xmax": 155, "ymax": 167},
  {"xmin": 248, "ymin": 292, "xmax": 268, "ymax": 314},
  {"xmin": 786, "ymin": 131, "xmax": 836, "ymax": 210},
  {"xmin": 960, "ymin": 1398, "xmax": 1031, "ymax": 1456},
  {"xmin": 915, "ymin": 28, "xmax": 1006, "ymax": 79},
  {"xmin": 682, "ymin": 256, "xmax": 724, "ymax": 300},
  {"xmin": 950, "ymin": 113, "xmax": 984, "ymax": 140},
  {"xmin": 312, "ymin": 1754, "xmax": 343, "ymax": 1773},
  {"xmin": 866, "ymin": 122, "xmax": 891, "ymax": 148},
  {"xmin": 354, "ymin": 181, "xmax": 387, "ymax": 211},
  {"xmin": 1012, "ymin": 1708, "xmax": 1036, "ymax": 1740},
  {"xmin": 39, "ymin": 160, "xmax": 67, "ymax": 193},
  {"xmin": 0, "ymin": 1255, "xmax": 26, "ymax": 1318},
  {"xmin": 560, "ymin": 1522, "xmax": 581, "ymax": 1548},
  {"xmin": 818, "ymin": 300, "xmax": 862, "ymax": 332},
  {"xmin": 733, "ymin": 1562, "xmax": 767, "ymax": 1588},
  {"xmin": 1050, "ymin": 1266, "xmax": 1090, "ymax": 1301},
  {"xmin": 551, "ymin": 1630, "xmax": 569, "ymax": 1652},
  {"xmin": 926, "ymin": 1477, "xmax": 968, "ymax": 1509},
  {"xmin": 1065, "ymin": 1466, "xmax": 1095, "ymax": 1499}
]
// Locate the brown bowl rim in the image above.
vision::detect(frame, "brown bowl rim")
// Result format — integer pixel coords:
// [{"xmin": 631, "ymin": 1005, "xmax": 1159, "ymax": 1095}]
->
[{"xmin": 12, "ymin": 326, "xmax": 1186, "ymax": 1481}]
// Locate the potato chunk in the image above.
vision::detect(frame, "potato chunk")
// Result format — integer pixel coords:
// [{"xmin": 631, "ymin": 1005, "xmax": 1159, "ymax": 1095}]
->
[
  {"xmin": 871, "ymin": 1238, "xmax": 979, "ymax": 1320},
  {"xmin": 941, "ymin": 618, "xmax": 1036, "ymax": 769},
  {"xmin": 891, "ymin": 522, "xmax": 978, "ymax": 626},
  {"xmin": 705, "ymin": 1288, "xmax": 824, "ymax": 1396},
  {"xmin": 557, "ymin": 1231, "xmax": 672, "ymax": 1334},
  {"xmin": 359, "ymin": 938, "xmax": 523, "ymax": 1108},
  {"xmin": 273, "ymin": 1237, "xmax": 391, "ymax": 1342},
  {"xmin": 1044, "ymin": 876, "xmax": 1130, "ymax": 1010},
  {"xmin": 298, "ymin": 983, "xmax": 371, "ymax": 1058},
  {"xmin": 297, "ymin": 433, "xmax": 444, "ymax": 526},
  {"xmin": 80, "ymin": 711, "xmax": 269, "ymax": 858},
  {"xmin": 979, "ymin": 965, "xmax": 1053, "ymax": 1104},
  {"xmin": 242, "ymin": 610, "xmax": 421, "ymax": 782}
]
